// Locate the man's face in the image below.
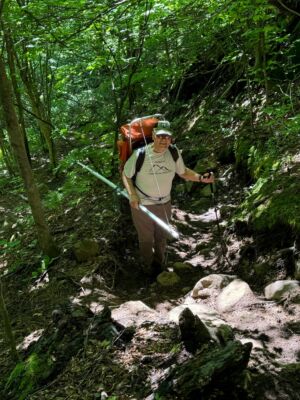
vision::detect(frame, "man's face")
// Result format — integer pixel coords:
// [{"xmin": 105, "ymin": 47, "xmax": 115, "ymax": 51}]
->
[{"xmin": 153, "ymin": 133, "xmax": 172, "ymax": 153}]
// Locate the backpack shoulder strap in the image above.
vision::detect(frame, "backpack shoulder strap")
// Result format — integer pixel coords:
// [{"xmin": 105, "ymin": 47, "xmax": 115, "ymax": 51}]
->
[
  {"xmin": 132, "ymin": 147, "xmax": 146, "ymax": 181},
  {"xmin": 168, "ymin": 144, "xmax": 179, "ymax": 162}
]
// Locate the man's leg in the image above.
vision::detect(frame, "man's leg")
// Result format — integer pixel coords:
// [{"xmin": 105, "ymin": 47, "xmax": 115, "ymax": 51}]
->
[
  {"xmin": 131, "ymin": 207, "xmax": 155, "ymax": 272},
  {"xmin": 149, "ymin": 202, "xmax": 172, "ymax": 267}
]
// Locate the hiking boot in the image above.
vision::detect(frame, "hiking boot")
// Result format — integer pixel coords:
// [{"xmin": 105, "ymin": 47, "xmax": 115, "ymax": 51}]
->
[{"xmin": 151, "ymin": 260, "xmax": 163, "ymax": 276}]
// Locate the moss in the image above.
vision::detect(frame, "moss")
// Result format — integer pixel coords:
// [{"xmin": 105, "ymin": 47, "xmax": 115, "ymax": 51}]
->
[
  {"xmin": 235, "ymin": 174, "xmax": 300, "ymax": 234},
  {"xmin": 5, "ymin": 353, "xmax": 54, "ymax": 400},
  {"xmin": 157, "ymin": 271, "xmax": 180, "ymax": 287},
  {"xmin": 280, "ymin": 363, "xmax": 300, "ymax": 385},
  {"xmin": 173, "ymin": 262, "xmax": 193, "ymax": 274},
  {"xmin": 247, "ymin": 145, "xmax": 281, "ymax": 180},
  {"xmin": 280, "ymin": 363, "xmax": 300, "ymax": 374},
  {"xmin": 234, "ymin": 126, "xmax": 286, "ymax": 181}
]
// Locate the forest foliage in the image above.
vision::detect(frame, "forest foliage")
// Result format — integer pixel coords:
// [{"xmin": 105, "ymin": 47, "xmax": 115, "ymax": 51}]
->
[{"xmin": 0, "ymin": 0, "xmax": 299, "ymax": 252}]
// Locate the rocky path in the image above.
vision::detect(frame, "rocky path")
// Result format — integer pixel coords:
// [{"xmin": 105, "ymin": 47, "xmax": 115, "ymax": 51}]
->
[
  {"xmin": 169, "ymin": 165, "xmax": 300, "ymax": 367},
  {"xmin": 93, "ymin": 164, "xmax": 300, "ymax": 398}
]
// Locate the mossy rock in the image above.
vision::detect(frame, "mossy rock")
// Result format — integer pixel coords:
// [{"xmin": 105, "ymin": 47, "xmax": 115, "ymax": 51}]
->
[
  {"xmin": 216, "ymin": 324, "xmax": 235, "ymax": 344},
  {"xmin": 235, "ymin": 174, "xmax": 300, "ymax": 236},
  {"xmin": 157, "ymin": 271, "xmax": 181, "ymax": 287},
  {"xmin": 156, "ymin": 340, "xmax": 252, "ymax": 398},
  {"xmin": 5, "ymin": 353, "xmax": 54, "ymax": 400},
  {"xmin": 173, "ymin": 262, "xmax": 193, "ymax": 275}
]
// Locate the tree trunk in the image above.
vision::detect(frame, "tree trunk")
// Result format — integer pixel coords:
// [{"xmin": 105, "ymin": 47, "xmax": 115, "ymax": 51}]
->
[
  {"xmin": 17, "ymin": 50, "xmax": 57, "ymax": 169},
  {"xmin": 4, "ymin": 29, "xmax": 32, "ymax": 164},
  {"xmin": 24, "ymin": 79, "xmax": 57, "ymax": 168},
  {"xmin": 0, "ymin": 57, "xmax": 59, "ymax": 257}
]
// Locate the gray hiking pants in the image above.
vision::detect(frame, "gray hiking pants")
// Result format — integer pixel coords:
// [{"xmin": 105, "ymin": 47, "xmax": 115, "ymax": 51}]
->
[{"xmin": 131, "ymin": 201, "xmax": 171, "ymax": 269}]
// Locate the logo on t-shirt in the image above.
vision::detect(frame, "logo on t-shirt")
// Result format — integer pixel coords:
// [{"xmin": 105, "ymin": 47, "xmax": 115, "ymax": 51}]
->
[{"xmin": 149, "ymin": 163, "xmax": 172, "ymax": 174}]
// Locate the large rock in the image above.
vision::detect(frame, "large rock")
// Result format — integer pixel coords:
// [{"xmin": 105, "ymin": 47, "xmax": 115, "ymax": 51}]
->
[
  {"xmin": 157, "ymin": 271, "xmax": 180, "ymax": 287},
  {"xmin": 192, "ymin": 274, "xmax": 237, "ymax": 298},
  {"xmin": 264, "ymin": 280, "xmax": 299, "ymax": 301},
  {"xmin": 216, "ymin": 279, "xmax": 255, "ymax": 312},
  {"xmin": 178, "ymin": 308, "xmax": 212, "ymax": 353},
  {"xmin": 169, "ymin": 303, "xmax": 223, "ymax": 326},
  {"xmin": 111, "ymin": 301, "xmax": 161, "ymax": 327},
  {"xmin": 169, "ymin": 303, "xmax": 226, "ymax": 343}
]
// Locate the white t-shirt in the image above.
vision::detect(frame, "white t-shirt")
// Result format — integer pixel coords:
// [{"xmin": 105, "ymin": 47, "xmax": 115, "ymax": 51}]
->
[{"xmin": 124, "ymin": 144, "xmax": 186, "ymax": 205}]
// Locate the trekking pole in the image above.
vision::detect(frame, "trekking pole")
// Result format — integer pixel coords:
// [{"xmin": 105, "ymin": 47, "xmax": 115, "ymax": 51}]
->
[
  {"xmin": 77, "ymin": 162, "xmax": 180, "ymax": 240},
  {"xmin": 208, "ymin": 177, "xmax": 232, "ymax": 267}
]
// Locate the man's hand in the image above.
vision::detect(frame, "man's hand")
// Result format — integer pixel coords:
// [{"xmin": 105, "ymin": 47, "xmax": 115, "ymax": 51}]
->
[
  {"xmin": 129, "ymin": 194, "xmax": 140, "ymax": 209},
  {"xmin": 201, "ymin": 172, "xmax": 214, "ymax": 184}
]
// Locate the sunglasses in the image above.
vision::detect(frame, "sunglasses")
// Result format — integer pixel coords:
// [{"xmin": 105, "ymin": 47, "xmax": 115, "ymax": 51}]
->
[{"xmin": 156, "ymin": 135, "xmax": 171, "ymax": 140}]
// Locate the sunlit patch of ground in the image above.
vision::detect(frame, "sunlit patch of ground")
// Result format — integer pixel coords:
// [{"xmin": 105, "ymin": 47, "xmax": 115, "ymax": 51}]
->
[
  {"xmin": 186, "ymin": 253, "xmax": 218, "ymax": 268},
  {"xmin": 17, "ymin": 329, "xmax": 44, "ymax": 351}
]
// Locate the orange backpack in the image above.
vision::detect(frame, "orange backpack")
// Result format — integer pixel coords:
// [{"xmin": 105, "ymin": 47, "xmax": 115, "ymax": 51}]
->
[{"xmin": 117, "ymin": 115, "xmax": 165, "ymax": 171}]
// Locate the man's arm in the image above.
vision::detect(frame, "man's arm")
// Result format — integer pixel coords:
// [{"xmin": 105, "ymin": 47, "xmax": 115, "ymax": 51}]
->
[
  {"xmin": 122, "ymin": 172, "xmax": 140, "ymax": 209},
  {"xmin": 179, "ymin": 167, "xmax": 214, "ymax": 183}
]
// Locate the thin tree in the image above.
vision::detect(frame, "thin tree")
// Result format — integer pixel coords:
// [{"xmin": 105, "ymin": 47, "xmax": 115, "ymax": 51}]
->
[
  {"xmin": 17, "ymin": 46, "xmax": 57, "ymax": 168},
  {"xmin": 0, "ymin": 57, "xmax": 59, "ymax": 257},
  {"xmin": 3, "ymin": 25, "xmax": 32, "ymax": 164}
]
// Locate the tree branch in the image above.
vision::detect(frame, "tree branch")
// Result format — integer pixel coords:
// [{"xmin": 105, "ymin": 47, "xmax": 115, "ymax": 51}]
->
[
  {"xmin": 16, "ymin": 103, "xmax": 54, "ymax": 128},
  {"xmin": 276, "ymin": 0, "xmax": 300, "ymax": 17}
]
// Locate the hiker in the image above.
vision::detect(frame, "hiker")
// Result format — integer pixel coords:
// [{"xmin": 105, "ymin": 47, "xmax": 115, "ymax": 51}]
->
[{"xmin": 122, "ymin": 127, "xmax": 214, "ymax": 275}]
